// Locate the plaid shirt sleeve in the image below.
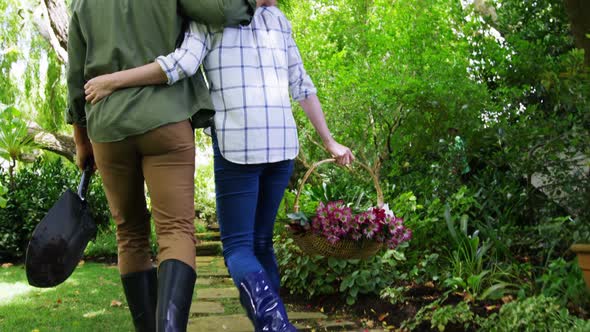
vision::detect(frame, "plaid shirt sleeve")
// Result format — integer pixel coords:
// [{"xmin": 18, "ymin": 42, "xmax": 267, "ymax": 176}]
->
[
  {"xmin": 285, "ymin": 20, "xmax": 317, "ymax": 101},
  {"xmin": 156, "ymin": 22, "xmax": 210, "ymax": 85}
]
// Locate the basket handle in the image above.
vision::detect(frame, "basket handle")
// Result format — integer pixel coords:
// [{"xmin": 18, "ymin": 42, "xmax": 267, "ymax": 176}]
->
[{"xmin": 293, "ymin": 158, "xmax": 384, "ymax": 213}]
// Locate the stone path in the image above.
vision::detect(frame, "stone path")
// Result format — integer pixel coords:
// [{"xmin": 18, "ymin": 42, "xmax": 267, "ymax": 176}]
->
[{"xmin": 190, "ymin": 232, "xmax": 385, "ymax": 332}]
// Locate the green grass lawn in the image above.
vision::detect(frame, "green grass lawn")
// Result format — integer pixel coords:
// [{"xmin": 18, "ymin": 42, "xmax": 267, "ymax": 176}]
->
[
  {"xmin": 0, "ymin": 263, "xmax": 134, "ymax": 332},
  {"xmin": 0, "ymin": 257, "xmax": 238, "ymax": 331}
]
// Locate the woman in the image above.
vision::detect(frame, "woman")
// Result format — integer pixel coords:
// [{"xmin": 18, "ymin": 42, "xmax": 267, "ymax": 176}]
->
[{"xmin": 83, "ymin": 2, "xmax": 354, "ymax": 331}]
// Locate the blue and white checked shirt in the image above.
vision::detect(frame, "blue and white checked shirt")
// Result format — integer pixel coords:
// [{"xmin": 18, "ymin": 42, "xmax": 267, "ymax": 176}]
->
[{"xmin": 156, "ymin": 6, "xmax": 317, "ymax": 164}]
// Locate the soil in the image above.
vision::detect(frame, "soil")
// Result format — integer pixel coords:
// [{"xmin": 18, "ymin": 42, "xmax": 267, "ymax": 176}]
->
[{"xmin": 282, "ymin": 283, "xmax": 504, "ymax": 332}]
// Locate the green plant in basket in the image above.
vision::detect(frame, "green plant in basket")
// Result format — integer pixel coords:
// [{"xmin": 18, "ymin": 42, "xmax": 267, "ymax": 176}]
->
[{"xmin": 286, "ymin": 210, "xmax": 312, "ymax": 231}]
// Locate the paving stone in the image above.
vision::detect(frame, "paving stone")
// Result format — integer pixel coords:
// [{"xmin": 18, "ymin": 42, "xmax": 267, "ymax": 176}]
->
[
  {"xmin": 293, "ymin": 323, "xmax": 314, "ymax": 331},
  {"xmin": 221, "ymin": 278, "xmax": 234, "ymax": 285},
  {"xmin": 196, "ymin": 287, "xmax": 239, "ymax": 299},
  {"xmin": 190, "ymin": 250, "xmax": 361, "ymax": 332},
  {"xmin": 195, "ymin": 256, "xmax": 216, "ymax": 264},
  {"xmin": 188, "ymin": 314, "xmax": 251, "ymax": 332},
  {"xmin": 195, "ymin": 232, "xmax": 221, "ymax": 241},
  {"xmin": 207, "ymin": 223, "xmax": 220, "ymax": 232},
  {"xmin": 289, "ymin": 311, "xmax": 328, "ymax": 320},
  {"xmin": 196, "ymin": 241, "xmax": 222, "ymax": 256},
  {"xmin": 211, "ymin": 260, "xmax": 228, "ymax": 268},
  {"xmin": 317, "ymin": 320, "xmax": 357, "ymax": 330},
  {"xmin": 190, "ymin": 301, "xmax": 225, "ymax": 314},
  {"xmin": 196, "ymin": 278, "xmax": 213, "ymax": 286},
  {"xmin": 204, "ymin": 278, "xmax": 234, "ymax": 288},
  {"xmin": 199, "ymin": 270, "xmax": 230, "ymax": 277}
]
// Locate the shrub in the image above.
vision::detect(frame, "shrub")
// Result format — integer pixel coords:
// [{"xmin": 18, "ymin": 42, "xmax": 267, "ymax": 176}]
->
[
  {"xmin": 275, "ymin": 235, "xmax": 406, "ymax": 304},
  {"xmin": 0, "ymin": 157, "xmax": 110, "ymax": 260},
  {"xmin": 85, "ymin": 220, "xmax": 158, "ymax": 259},
  {"xmin": 478, "ymin": 295, "xmax": 590, "ymax": 332},
  {"xmin": 0, "ymin": 182, "xmax": 6, "ymax": 208},
  {"xmin": 403, "ymin": 301, "xmax": 477, "ymax": 332},
  {"xmin": 84, "ymin": 222, "xmax": 119, "ymax": 259},
  {"xmin": 537, "ymin": 257, "xmax": 590, "ymax": 309},
  {"xmin": 194, "ymin": 158, "xmax": 217, "ymax": 224}
]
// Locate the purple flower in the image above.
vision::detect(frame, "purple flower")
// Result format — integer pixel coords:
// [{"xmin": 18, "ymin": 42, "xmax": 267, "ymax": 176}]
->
[{"xmin": 309, "ymin": 200, "xmax": 412, "ymax": 247}]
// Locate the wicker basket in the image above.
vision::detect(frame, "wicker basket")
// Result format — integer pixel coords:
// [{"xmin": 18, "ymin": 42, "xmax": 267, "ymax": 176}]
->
[{"xmin": 289, "ymin": 158, "xmax": 384, "ymax": 259}]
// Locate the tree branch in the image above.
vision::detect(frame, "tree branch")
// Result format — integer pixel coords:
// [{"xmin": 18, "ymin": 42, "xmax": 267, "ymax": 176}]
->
[
  {"xmin": 33, "ymin": 0, "xmax": 68, "ymax": 63},
  {"xmin": 27, "ymin": 123, "xmax": 75, "ymax": 162}
]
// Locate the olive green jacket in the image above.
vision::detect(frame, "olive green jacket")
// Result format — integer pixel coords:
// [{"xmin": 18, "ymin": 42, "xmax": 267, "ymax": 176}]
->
[{"xmin": 66, "ymin": 0, "xmax": 255, "ymax": 142}]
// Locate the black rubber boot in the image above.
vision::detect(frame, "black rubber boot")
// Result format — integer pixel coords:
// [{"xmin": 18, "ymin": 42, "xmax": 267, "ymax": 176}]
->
[
  {"xmin": 239, "ymin": 270, "xmax": 297, "ymax": 332},
  {"xmin": 121, "ymin": 267, "xmax": 158, "ymax": 332},
  {"xmin": 156, "ymin": 259, "xmax": 196, "ymax": 332}
]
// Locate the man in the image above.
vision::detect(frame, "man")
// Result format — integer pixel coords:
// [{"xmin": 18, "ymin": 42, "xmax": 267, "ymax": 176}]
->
[{"xmin": 66, "ymin": 1, "xmax": 273, "ymax": 331}]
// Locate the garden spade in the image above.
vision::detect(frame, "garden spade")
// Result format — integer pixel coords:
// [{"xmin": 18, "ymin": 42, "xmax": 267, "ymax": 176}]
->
[{"xmin": 25, "ymin": 164, "xmax": 97, "ymax": 288}]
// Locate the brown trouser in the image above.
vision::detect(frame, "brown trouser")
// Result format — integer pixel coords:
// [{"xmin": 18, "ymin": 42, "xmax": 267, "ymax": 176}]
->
[{"xmin": 92, "ymin": 121, "xmax": 196, "ymax": 275}]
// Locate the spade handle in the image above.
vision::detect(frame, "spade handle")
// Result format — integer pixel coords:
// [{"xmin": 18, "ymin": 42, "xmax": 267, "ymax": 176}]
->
[{"xmin": 77, "ymin": 158, "xmax": 94, "ymax": 201}]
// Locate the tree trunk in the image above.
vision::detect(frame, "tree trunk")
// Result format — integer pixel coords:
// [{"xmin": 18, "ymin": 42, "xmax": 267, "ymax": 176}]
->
[
  {"xmin": 44, "ymin": 0, "xmax": 69, "ymax": 50},
  {"xmin": 27, "ymin": 123, "xmax": 75, "ymax": 162},
  {"xmin": 33, "ymin": 0, "xmax": 68, "ymax": 63},
  {"xmin": 563, "ymin": 0, "xmax": 590, "ymax": 66}
]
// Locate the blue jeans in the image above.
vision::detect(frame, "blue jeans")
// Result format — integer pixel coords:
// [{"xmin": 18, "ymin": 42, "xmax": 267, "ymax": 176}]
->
[{"xmin": 212, "ymin": 132, "xmax": 294, "ymax": 292}]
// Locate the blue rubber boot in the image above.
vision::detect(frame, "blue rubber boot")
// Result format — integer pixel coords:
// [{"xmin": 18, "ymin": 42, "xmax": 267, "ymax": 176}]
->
[{"xmin": 238, "ymin": 270, "xmax": 297, "ymax": 332}]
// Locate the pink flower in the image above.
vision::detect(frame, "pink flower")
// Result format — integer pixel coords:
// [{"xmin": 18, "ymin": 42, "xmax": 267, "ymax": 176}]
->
[{"xmin": 308, "ymin": 200, "xmax": 412, "ymax": 248}]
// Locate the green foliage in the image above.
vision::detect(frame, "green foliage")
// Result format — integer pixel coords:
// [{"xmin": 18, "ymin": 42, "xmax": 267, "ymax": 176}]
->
[
  {"xmin": 400, "ymin": 188, "xmax": 476, "ymax": 252},
  {"xmin": 34, "ymin": 51, "xmax": 68, "ymax": 133},
  {"xmin": 0, "ymin": 106, "xmax": 34, "ymax": 175},
  {"xmin": 403, "ymin": 299, "xmax": 477, "ymax": 332},
  {"xmin": 442, "ymin": 192, "xmax": 515, "ymax": 301},
  {"xmin": 0, "ymin": 158, "xmax": 110, "ymax": 260},
  {"xmin": 379, "ymin": 285, "xmax": 408, "ymax": 306},
  {"xmin": 444, "ymin": 201, "xmax": 488, "ymax": 277},
  {"xmin": 288, "ymin": 0, "xmax": 487, "ymax": 176},
  {"xmin": 466, "ymin": 0, "xmax": 590, "ymax": 225},
  {"xmin": 430, "ymin": 302, "xmax": 475, "ymax": 332},
  {"xmin": 1, "ymin": 0, "xmax": 69, "ymax": 132},
  {"xmin": 0, "ymin": 0, "xmax": 22, "ymax": 107},
  {"xmin": 537, "ymin": 257, "xmax": 590, "ymax": 308},
  {"xmin": 85, "ymin": 219, "xmax": 158, "ymax": 259},
  {"xmin": 194, "ymin": 219, "xmax": 208, "ymax": 233},
  {"xmin": 478, "ymin": 295, "xmax": 590, "ymax": 332},
  {"xmin": 428, "ymin": 136, "xmax": 472, "ymax": 198},
  {"xmin": 403, "ymin": 252, "xmax": 442, "ymax": 285},
  {"xmin": 0, "ymin": 182, "xmax": 6, "ymax": 208},
  {"xmin": 84, "ymin": 223, "xmax": 119, "ymax": 259},
  {"xmin": 572, "ymin": 216, "xmax": 590, "ymax": 244},
  {"xmin": 404, "ymin": 296, "xmax": 590, "ymax": 332},
  {"xmin": 194, "ymin": 158, "xmax": 216, "ymax": 224},
  {"xmin": 275, "ymin": 235, "xmax": 406, "ymax": 304},
  {"xmin": 279, "ymin": 0, "xmax": 590, "ymax": 316}
]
